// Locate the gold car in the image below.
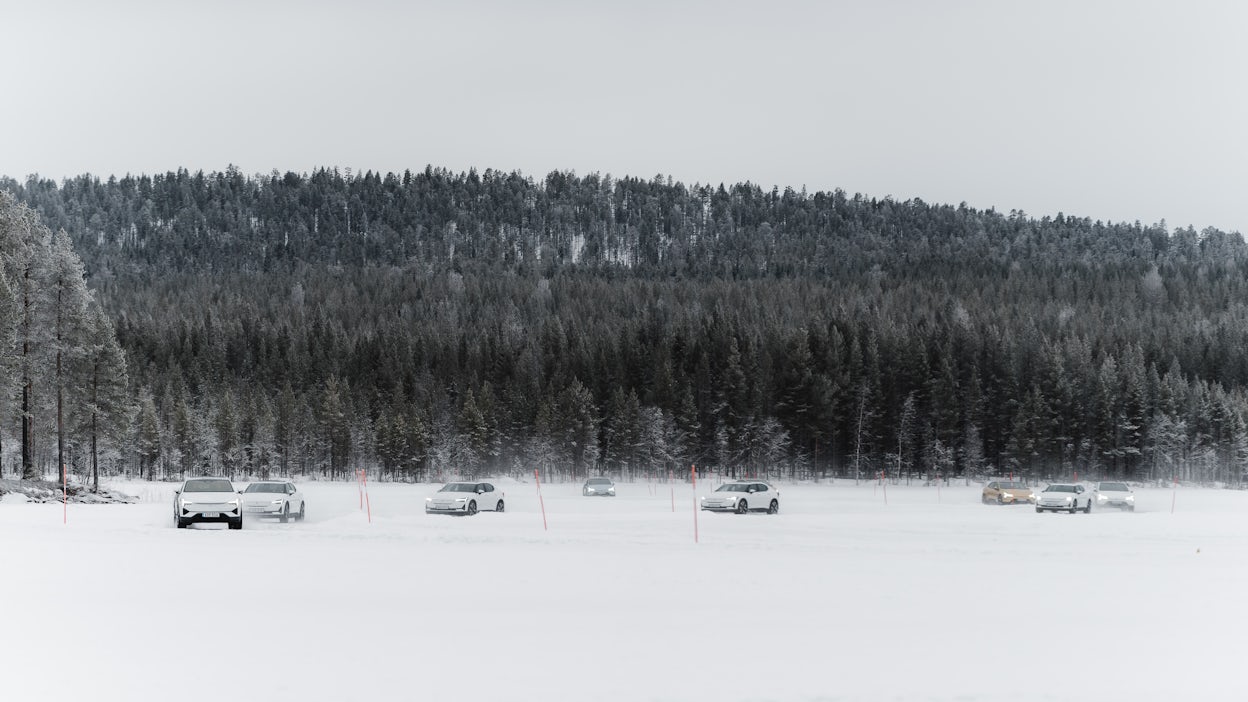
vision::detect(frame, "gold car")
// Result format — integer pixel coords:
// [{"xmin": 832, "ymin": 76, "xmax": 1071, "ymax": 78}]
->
[{"xmin": 982, "ymin": 480, "xmax": 1036, "ymax": 505}]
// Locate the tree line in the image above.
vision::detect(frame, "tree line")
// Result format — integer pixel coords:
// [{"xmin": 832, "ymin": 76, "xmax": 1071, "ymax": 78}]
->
[{"xmin": 3, "ymin": 167, "xmax": 1247, "ymax": 485}]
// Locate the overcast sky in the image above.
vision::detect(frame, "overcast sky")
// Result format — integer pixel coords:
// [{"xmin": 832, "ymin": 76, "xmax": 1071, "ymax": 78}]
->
[{"xmin": 3, "ymin": 0, "xmax": 1244, "ymax": 233}]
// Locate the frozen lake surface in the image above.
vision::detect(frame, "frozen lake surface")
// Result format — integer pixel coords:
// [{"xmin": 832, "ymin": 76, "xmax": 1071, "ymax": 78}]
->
[{"xmin": 2, "ymin": 477, "xmax": 1245, "ymax": 701}]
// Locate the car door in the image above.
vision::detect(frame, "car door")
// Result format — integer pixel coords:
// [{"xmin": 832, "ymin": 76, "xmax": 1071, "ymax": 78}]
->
[
  {"xmin": 1075, "ymin": 484, "xmax": 1087, "ymax": 510},
  {"xmin": 755, "ymin": 483, "xmax": 773, "ymax": 511},
  {"xmin": 286, "ymin": 482, "xmax": 302, "ymax": 514},
  {"xmin": 481, "ymin": 483, "xmax": 496, "ymax": 510},
  {"xmin": 985, "ymin": 481, "xmax": 998, "ymax": 501}
]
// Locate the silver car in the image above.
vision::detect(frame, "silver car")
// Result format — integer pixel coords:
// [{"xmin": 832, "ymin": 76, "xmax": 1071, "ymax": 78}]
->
[
  {"xmin": 425, "ymin": 482, "xmax": 505, "ymax": 515},
  {"xmin": 241, "ymin": 480, "xmax": 306, "ymax": 522},
  {"xmin": 174, "ymin": 477, "xmax": 243, "ymax": 529},
  {"xmin": 700, "ymin": 480, "xmax": 780, "ymax": 514},
  {"xmin": 583, "ymin": 477, "xmax": 616, "ymax": 496},
  {"xmin": 1093, "ymin": 481, "xmax": 1136, "ymax": 511},
  {"xmin": 1035, "ymin": 483, "xmax": 1093, "ymax": 514}
]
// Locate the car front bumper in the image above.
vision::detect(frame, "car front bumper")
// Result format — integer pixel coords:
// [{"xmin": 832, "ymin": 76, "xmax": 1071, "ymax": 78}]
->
[
  {"xmin": 243, "ymin": 503, "xmax": 287, "ymax": 516},
  {"xmin": 426, "ymin": 503, "xmax": 471, "ymax": 514},
  {"xmin": 179, "ymin": 506, "xmax": 241, "ymax": 522}
]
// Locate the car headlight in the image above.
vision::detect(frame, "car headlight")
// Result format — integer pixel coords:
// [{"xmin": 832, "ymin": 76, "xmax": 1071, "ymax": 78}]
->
[
  {"xmin": 455, "ymin": 498, "xmax": 466, "ymax": 502},
  {"xmin": 271, "ymin": 499, "xmax": 285, "ymax": 505},
  {"xmin": 227, "ymin": 499, "xmax": 240, "ymax": 507},
  {"xmin": 1126, "ymin": 494, "xmax": 1135, "ymax": 501}
]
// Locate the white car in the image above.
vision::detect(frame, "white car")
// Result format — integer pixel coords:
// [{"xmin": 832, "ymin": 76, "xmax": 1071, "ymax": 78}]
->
[
  {"xmin": 1093, "ymin": 481, "xmax": 1136, "ymax": 511},
  {"xmin": 426, "ymin": 482, "xmax": 505, "ymax": 516},
  {"xmin": 1035, "ymin": 483, "xmax": 1093, "ymax": 513},
  {"xmin": 174, "ymin": 477, "xmax": 243, "ymax": 529},
  {"xmin": 583, "ymin": 477, "xmax": 616, "ymax": 496},
  {"xmin": 700, "ymin": 480, "xmax": 780, "ymax": 514},
  {"xmin": 241, "ymin": 480, "xmax": 306, "ymax": 522}
]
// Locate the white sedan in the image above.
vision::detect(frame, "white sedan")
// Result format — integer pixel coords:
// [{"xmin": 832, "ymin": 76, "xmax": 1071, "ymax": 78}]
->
[
  {"xmin": 241, "ymin": 480, "xmax": 306, "ymax": 522},
  {"xmin": 1093, "ymin": 481, "xmax": 1136, "ymax": 511},
  {"xmin": 700, "ymin": 480, "xmax": 780, "ymax": 514},
  {"xmin": 426, "ymin": 482, "xmax": 505, "ymax": 516},
  {"xmin": 1035, "ymin": 483, "xmax": 1093, "ymax": 513}
]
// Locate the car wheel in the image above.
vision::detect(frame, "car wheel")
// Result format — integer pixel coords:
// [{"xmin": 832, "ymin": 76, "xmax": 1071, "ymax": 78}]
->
[
  {"xmin": 468, "ymin": 500, "xmax": 478, "ymax": 516},
  {"xmin": 176, "ymin": 516, "xmax": 188, "ymax": 528},
  {"xmin": 1128, "ymin": 505, "xmax": 1135, "ymax": 512},
  {"xmin": 1035, "ymin": 507, "xmax": 1042, "ymax": 513},
  {"xmin": 1084, "ymin": 500, "xmax": 1092, "ymax": 514},
  {"xmin": 996, "ymin": 494, "xmax": 1004, "ymax": 505},
  {"xmin": 735, "ymin": 499, "xmax": 748, "ymax": 514},
  {"xmin": 768, "ymin": 499, "xmax": 779, "ymax": 515},
  {"xmin": 228, "ymin": 516, "xmax": 243, "ymax": 530},
  {"xmin": 496, "ymin": 499, "xmax": 504, "ymax": 512},
  {"xmin": 298, "ymin": 503, "xmax": 306, "ymax": 521},
  {"xmin": 280, "ymin": 503, "xmax": 290, "ymax": 523}
]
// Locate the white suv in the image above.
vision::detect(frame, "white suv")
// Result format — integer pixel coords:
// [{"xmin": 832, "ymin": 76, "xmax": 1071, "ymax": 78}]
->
[
  {"xmin": 174, "ymin": 477, "xmax": 243, "ymax": 529},
  {"xmin": 1035, "ymin": 483, "xmax": 1093, "ymax": 514}
]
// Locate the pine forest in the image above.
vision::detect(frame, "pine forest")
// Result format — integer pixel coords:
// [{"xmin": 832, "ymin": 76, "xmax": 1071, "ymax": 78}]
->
[{"xmin": 3, "ymin": 167, "xmax": 1247, "ymax": 486}]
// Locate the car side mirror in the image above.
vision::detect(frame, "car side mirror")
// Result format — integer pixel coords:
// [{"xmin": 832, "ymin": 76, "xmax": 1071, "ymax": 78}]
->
[{"xmin": 174, "ymin": 489, "xmax": 181, "ymax": 495}]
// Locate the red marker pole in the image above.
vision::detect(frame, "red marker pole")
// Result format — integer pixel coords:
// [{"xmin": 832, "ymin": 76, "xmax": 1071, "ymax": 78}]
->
[
  {"xmin": 692, "ymin": 464, "xmax": 699, "ymax": 544},
  {"xmin": 882, "ymin": 469, "xmax": 888, "ymax": 506},
  {"xmin": 362, "ymin": 469, "xmax": 372, "ymax": 523},
  {"xmin": 535, "ymin": 469, "xmax": 548, "ymax": 531},
  {"xmin": 63, "ymin": 463, "xmax": 68, "ymax": 525},
  {"xmin": 1171, "ymin": 475, "xmax": 1178, "ymax": 514}
]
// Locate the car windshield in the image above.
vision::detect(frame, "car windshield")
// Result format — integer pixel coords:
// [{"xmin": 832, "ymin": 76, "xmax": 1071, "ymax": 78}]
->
[
  {"xmin": 1044, "ymin": 485, "xmax": 1076, "ymax": 493},
  {"xmin": 1100, "ymin": 482, "xmax": 1128, "ymax": 491},
  {"xmin": 244, "ymin": 483, "xmax": 287, "ymax": 493},
  {"xmin": 587, "ymin": 478, "xmax": 612, "ymax": 485},
  {"xmin": 715, "ymin": 484, "xmax": 751, "ymax": 492},
  {"xmin": 439, "ymin": 483, "xmax": 478, "ymax": 493},
  {"xmin": 183, "ymin": 479, "xmax": 233, "ymax": 492},
  {"xmin": 999, "ymin": 481, "xmax": 1024, "ymax": 489}
]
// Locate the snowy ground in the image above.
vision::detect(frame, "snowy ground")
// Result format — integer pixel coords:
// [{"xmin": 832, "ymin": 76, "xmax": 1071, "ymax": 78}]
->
[{"xmin": 2, "ymin": 477, "xmax": 1246, "ymax": 702}]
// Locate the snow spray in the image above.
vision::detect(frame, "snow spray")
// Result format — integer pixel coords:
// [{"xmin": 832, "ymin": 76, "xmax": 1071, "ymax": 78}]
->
[{"xmin": 534, "ymin": 469, "xmax": 548, "ymax": 531}]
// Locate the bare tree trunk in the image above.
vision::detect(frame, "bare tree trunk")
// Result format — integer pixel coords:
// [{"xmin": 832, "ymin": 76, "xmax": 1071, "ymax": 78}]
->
[{"xmin": 21, "ymin": 265, "xmax": 35, "ymax": 480}]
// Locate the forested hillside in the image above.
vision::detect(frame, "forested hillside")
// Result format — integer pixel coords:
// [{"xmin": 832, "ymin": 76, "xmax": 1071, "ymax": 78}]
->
[{"xmin": 4, "ymin": 167, "xmax": 1247, "ymax": 484}]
